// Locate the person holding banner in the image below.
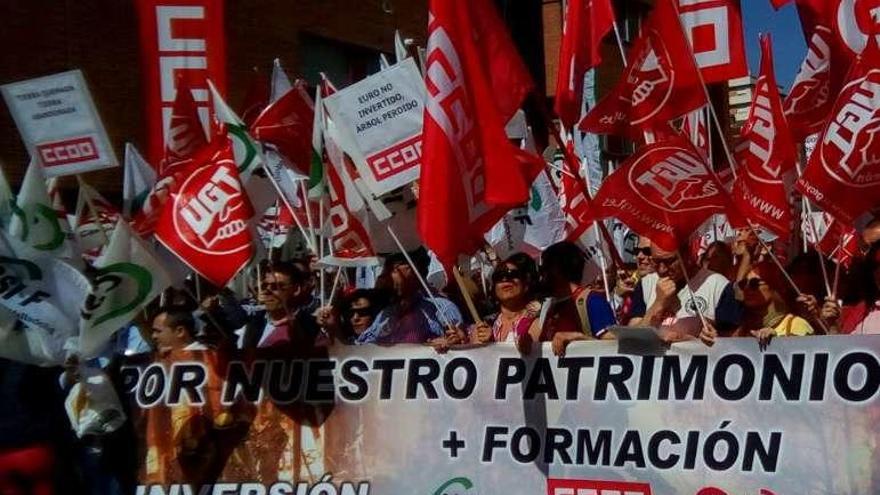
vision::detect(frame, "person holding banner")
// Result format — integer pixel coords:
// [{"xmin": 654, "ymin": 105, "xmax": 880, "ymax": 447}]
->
[
  {"xmin": 356, "ymin": 250, "xmax": 463, "ymax": 345},
  {"xmin": 736, "ymin": 261, "xmax": 815, "ymax": 349},
  {"xmin": 629, "ymin": 244, "xmax": 742, "ymax": 343}
]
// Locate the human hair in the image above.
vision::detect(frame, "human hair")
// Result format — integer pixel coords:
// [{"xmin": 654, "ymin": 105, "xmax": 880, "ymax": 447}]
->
[
  {"xmin": 541, "ymin": 241, "xmax": 585, "ymax": 284},
  {"xmin": 383, "ymin": 247, "xmax": 431, "ymax": 278},
  {"xmin": 860, "ymin": 241, "xmax": 880, "ymax": 305},
  {"xmin": 155, "ymin": 306, "xmax": 197, "ymax": 339},
  {"xmin": 265, "ymin": 260, "xmax": 309, "ymax": 285},
  {"xmin": 498, "ymin": 253, "xmax": 539, "ymax": 295}
]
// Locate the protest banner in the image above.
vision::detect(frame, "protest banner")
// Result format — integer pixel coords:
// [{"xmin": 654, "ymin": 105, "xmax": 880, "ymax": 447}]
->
[
  {"xmin": 1, "ymin": 70, "xmax": 117, "ymax": 177},
  {"xmin": 323, "ymin": 58, "xmax": 426, "ymax": 197},
  {"xmin": 122, "ymin": 337, "xmax": 880, "ymax": 495}
]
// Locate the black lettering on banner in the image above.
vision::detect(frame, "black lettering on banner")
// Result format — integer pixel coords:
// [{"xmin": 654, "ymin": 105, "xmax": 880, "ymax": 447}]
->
[
  {"xmin": 613, "ymin": 430, "xmax": 646, "ymax": 468},
  {"xmin": 713, "ymin": 354, "xmax": 756, "ymax": 401},
  {"xmin": 576, "ymin": 429, "xmax": 611, "ymax": 465},
  {"xmin": 683, "ymin": 430, "xmax": 700, "ymax": 469},
  {"xmin": 267, "ymin": 360, "xmax": 304, "ymax": 403},
  {"xmin": 444, "ymin": 357, "xmax": 477, "ymax": 399},
  {"xmin": 339, "ymin": 359, "xmax": 369, "ymax": 401},
  {"xmin": 511, "ymin": 427, "xmax": 541, "ymax": 463},
  {"xmin": 373, "ymin": 359, "xmax": 406, "ymax": 400},
  {"xmin": 809, "ymin": 353, "xmax": 830, "ymax": 401},
  {"xmin": 524, "ymin": 358, "xmax": 558, "ymax": 400},
  {"xmin": 594, "ymin": 356, "xmax": 634, "ymax": 400},
  {"xmin": 495, "ymin": 358, "xmax": 526, "ymax": 400},
  {"xmin": 406, "ymin": 358, "xmax": 441, "ymax": 400},
  {"xmin": 703, "ymin": 421, "xmax": 739, "ymax": 471},
  {"xmin": 647, "ymin": 430, "xmax": 681, "ymax": 469},
  {"xmin": 759, "ymin": 354, "xmax": 805, "ymax": 401},
  {"xmin": 482, "ymin": 426, "xmax": 508, "ymax": 462},
  {"xmin": 558, "ymin": 357, "xmax": 595, "ymax": 400},
  {"xmin": 833, "ymin": 352, "xmax": 880, "ymax": 402},
  {"xmin": 659, "ymin": 355, "xmax": 707, "ymax": 400},
  {"xmin": 742, "ymin": 430, "xmax": 782, "ymax": 472},
  {"xmin": 304, "ymin": 360, "xmax": 336, "ymax": 403},
  {"xmin": 223, "ymin": 361, "xmax": 266, "ymax": 404},
  {"xmin": 543, "ymin": 428, "xmax": 573, "ymax": 464},
  {"xmin": 167, "ymin": 363, "xmax": 206, "ymax": 405},
  {"xmin": 637, "ymin": 356, "xmax": 656, "ymax": 400},
  {"xmin": 137, "ymin": 364, "xmax": 166, "ymax": 408}
]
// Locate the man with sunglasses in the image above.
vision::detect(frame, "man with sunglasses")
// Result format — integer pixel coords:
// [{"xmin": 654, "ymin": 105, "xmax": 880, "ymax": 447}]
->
[
  {"xmin": 629, "ymin": 243, "xmax": 741, "ymax": 341},
  {"xmin": 356, "ymin": 249, "xmax": 463, "ymax": 345}
]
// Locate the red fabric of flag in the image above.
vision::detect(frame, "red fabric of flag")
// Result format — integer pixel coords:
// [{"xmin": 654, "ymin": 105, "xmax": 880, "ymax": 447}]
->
[
  {"xmin": 593, "ymin": 136, "xmax": 733, "ymax": 251},
  {"xmin": 418, "ymin": 0, "xmax": 544, "ymax": 264},
  {"xmin": 554, "ymin": 0, "xmax": 615, "ymax": 128},
  {"xmin": 161, "ymin": 77, "xmax": 208, "ymax": 175},
  {"xmin": 558, "ymin": 142, "xmax": 595, "ymax": 241},
  {"xmin": 250, "ymin": 80, "xmax": 315, "ymax": 176},
  {"xmin": 732, "ymin": 34, "xmax": 798, "ymax": 236},
  {"xmin": 579, "ymin": 0, "xmax": 706, "ymax": 137}
]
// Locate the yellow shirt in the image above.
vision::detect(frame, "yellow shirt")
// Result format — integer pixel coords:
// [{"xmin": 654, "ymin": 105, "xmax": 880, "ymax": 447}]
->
[{"xmin": 773, "ymin": 314, "xmax": 814, "ymax": 336}]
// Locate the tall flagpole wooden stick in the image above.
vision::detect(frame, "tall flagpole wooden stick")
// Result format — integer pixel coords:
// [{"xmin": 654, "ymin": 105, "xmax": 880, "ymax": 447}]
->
[
  {"xmin": 300, "ymin": 180, "xmax": 317, "ymax": 252},
  {"xmin": 453, "ymin": 265, "xmax": 483, "ymax": 325},
  {"xmin": 794, "ymin": 158, "xmax": 832, "ymax": 296}
]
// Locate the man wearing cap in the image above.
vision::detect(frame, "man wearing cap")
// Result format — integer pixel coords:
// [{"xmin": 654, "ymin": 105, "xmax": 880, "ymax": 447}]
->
[{"xmin": 356, "ymin": 249, "xmax": 463, "ymax": 344}]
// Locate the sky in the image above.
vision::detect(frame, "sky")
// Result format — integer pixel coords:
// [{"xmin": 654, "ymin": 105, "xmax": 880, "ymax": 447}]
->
[{"xmin": 741, "ymin": 0, "xmax": 806, "ymax": 88}]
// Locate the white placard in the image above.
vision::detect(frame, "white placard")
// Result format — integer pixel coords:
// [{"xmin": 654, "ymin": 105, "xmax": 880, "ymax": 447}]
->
[
  {"xmin": 323, "ymin": 58, "xmax": 425, "ymax": 197},
  {"xmin": 1, "ymin": 70, "xmax": 118, "ymax": 177}
]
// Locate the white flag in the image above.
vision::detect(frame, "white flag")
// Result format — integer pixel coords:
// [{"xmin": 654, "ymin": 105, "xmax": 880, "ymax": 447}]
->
[
  {"xmin": 209, "ymin": 79, "xmax": 262, "ymax": 180},
  {"xmin": 79, "ymin": 219, "xmax": 172, "ymax": 358},
  {"xmin": 122, "ymin": 143, "xmax": 156, "ymax": 218},
  {"xmin": 395, "ymin": 30, "xmax": 409, "ymax": 63},
  {"xmin": 270, "ymin": 58, "xmax": 293, "ymax": 104},
  {"xmin": 8, "ymin": 161, "xmax": 78, "ymax": 259}
]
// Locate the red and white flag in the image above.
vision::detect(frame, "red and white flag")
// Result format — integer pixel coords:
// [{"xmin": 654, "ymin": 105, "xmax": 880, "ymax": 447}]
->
[
  {"xmin": 677, "ymin": 0, "xmax": 748, "ymax": 84},
  {"xmin": 579, "ymin": 0, "xmax": 706, "ymax": 137},
  {"xmin": 250, "ymin": 80, "xmax": 315, "ymax": 176},
  {"xmin": 419, "ymin": 0, "xmax": 545, "ymax": 264},
  {"xmin": 593, "ymin": 136, "xmax": 734, "ymax": 251},
  {"xmin": 557, "ymin": 143, "xmax": 595, "ymax": 241},
  {"xmin": 161, "ymin": 77, "xmax": 208, "ymax": 174},
  {"xmin": 680, "ymin": 107, "xmax": 710, "ymax": 158},
  {"xmin": 154, "ymin": 139, "xmax": 254, "ymax": 286},
  {"xmin": 732, "ymin": 34, "xmax": 798, "ymax": 236},
  {"xmin": 796, "ymin": 35, "xmax": 880, "ymax": 224},
  {"xmin": 805, "ymin": 213, "xmax": 859, "ymax": 267},
  {"xmin": 554, "ymin": 0, "xmax": 615, "ymax": 128}
]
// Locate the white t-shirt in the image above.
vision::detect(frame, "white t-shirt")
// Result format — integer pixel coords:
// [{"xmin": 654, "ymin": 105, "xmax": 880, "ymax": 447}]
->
[{"xmin": 638, "ymin": 268, "xmax": 736, "ymax": 324}]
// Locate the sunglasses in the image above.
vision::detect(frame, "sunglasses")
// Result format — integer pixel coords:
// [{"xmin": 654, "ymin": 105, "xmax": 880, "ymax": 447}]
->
[
  {"xmin": 260, "ymin": 282, "xmax": 291, "ymax": 292},
  {"xmin": 492, "ymin": 268, "xmax": 524, "ymax": 284},
  {"xmin": 349, "ymin": 307, "xmax": 374, "ymax": 318},
  {"xmin": 651, "ymin": 256, "xmax": 678, "ymax": 267},
  {"xmin": 738, "ymin": 277, "xmax": 765, "ymax": 290},
  {"xmin": 634, "ymin": 247, "xmax": 652, "ymax": 257}
]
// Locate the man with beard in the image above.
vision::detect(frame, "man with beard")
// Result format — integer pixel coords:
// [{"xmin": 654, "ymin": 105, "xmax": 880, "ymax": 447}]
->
[{"xmin": 356, "ymin": 249, "xmax": 463, "ymax": 344}]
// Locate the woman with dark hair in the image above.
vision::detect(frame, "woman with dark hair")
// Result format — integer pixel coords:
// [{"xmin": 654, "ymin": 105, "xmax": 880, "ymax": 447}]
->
[
  {"xmin": 341, "ymin": 289, "xmax": 387, "ymax": 343},
  {"xmin": 465, "ymin": 253, "xmax": 542, "ymax": 351},
  {"xmin": 733, "ymin": 261, "xmax": 814, "ymax": 347},
  {"xmin": 834, "ymin": 243, "xmax": 880, "ymax": 334}
]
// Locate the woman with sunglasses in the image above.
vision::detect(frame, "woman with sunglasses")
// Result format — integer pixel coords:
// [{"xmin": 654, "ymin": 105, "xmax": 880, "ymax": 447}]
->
[
  {"xmin": 735, "ymin": 261, "xmax": 814, "ymax": 348},
  {"xmin": 467, "ymin": 253, "xmax": 542, "ymax": 351}
]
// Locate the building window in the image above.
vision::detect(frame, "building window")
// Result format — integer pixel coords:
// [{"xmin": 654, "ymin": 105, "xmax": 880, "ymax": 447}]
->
[{"xmin": 299, "ymin": 34, "xmax": 384, "ymax": 88}]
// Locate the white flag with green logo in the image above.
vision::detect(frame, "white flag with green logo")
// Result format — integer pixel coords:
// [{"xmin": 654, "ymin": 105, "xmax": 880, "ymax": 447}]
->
[
  {"xmin": 0, "ymin": 230, "xmax": 90, "ymax": 365},
  {"xmin": 79, "ymin": 219, "xmax": 171, "ymax": 358},
  {"xmin": 309, "ymin": 83, "xmax": 326, "ymax": 198},
  {"xmin": 8, "ymin": 161, "xmax": 77, "ymax": 259},
  {"xmin": 122, "ymin": 143, "xmax": 156, "ymax": 218},
  {"xmin": 209, "ymin": 80, "xmax": 262, "ymax": 180}
]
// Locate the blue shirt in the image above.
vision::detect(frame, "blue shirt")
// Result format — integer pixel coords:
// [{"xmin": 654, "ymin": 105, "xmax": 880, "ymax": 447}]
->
[{"xmin": 356, "ymin": 293, "xmax": 463, "ymax": 344}]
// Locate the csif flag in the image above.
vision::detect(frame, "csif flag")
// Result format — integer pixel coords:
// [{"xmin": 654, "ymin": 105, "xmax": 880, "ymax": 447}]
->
[
  {"xmin": 209, "ymin": 80, "xmax": 263, "ymax": 180},
  {"xmin": 593, "ymin": 136, "xmax": 734, "ymax": 251},
  {"xmin": 554, "ymin": 0, "xmax": 615, "ymax": 128},
  {"xmin": 579, "ymin": 0, "xmax": 706, "ymax": 137},
  {"xmin": 8, "ymin": 161, "xmax": 77, "ymax": 260},
  {"xmin": 419, "ymin": 0, "xmax": 545, "ymax": 264},
  {"xmin": 122, "ymin": 143, "xmax": 157, "ymax": 218},
  {"xmin": 796, "ymin": 35, "xmax": 880, "ymax": 224},
  {"xmin": 154, "ymin": 138, "xmax": 254, "ymax": 286},
  {"xmin": 732, "ymin": 34, "xmax": 798, "ymax": 236},
  {"xmin": 75, "ymin": 182, "xmax": 120, "ymax": 262},
  {"xmin": 79, "ymin": 219, "xmax": 172, "ymax": 358}
]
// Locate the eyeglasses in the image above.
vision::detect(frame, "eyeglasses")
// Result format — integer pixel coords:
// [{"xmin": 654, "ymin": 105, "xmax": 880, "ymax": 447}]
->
[
  {"xmin": 634, "ymin": 247, "xmax": 652, "ymax": 257},
  {"xmin": 651, "ymin": 256, "xmax": 678, "ymax": 267},
  {"xmin": 260, "ymin": 282, "xmax": 291, "ymax": 292},
  {"xmin": 492, "ymin": 267, "xmax": 523, "ymax": 284},
  {"xmin": 349, "ymin": 307, "xmax": 374, "ymax": 318},
  {"xmin": 738, "ymin": 277, "xmax": 764, "ymax": 290}
]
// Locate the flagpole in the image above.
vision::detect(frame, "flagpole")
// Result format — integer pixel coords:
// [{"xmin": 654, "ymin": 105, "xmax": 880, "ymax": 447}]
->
[
  {"xmin": 318, "ymin": 196, "xmax": 326, "ymax": 307},
  {"xmin": 453, "ymin": 265, "xmax": 484, "ymax": 325},
  {"xmin": 328, "ymin": 266, "xmax": 344, "ymax": 304},
  {"xmin": 385, "ymin": 224, "xmax": 455, "ymax": 329},
  {"xmin": 300, "ymin": 180, "xmax": 317, "ymax": 252},
  {"xmin": 611, "ymin": 22, "xmax": 628, "ymax": 66},
  {"xmin": 268, "ymin": 200, "xmax": 281, "ymax": 263},
  {"xmin": 831, "ymin": 234, "xmax": 845, "ymax": 299},
  {"xmin": 794, "ymin": 158, "xmax": 832, "ymax": 296}
]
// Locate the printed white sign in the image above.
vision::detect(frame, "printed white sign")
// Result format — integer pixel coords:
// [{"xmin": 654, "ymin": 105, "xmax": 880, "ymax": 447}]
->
[
  {"xmin": 1, "ymin": 70, "xmax": 118, "ymax": 177},
  {"xmin": 324, "ymin": 58, "xmax": 425, "ymax": 197}
]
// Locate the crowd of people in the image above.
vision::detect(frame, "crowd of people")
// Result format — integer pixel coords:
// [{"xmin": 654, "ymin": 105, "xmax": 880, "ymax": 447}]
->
[{"xmin": 3, "ymin": 227, "xmax": 880, "ymax": 494}]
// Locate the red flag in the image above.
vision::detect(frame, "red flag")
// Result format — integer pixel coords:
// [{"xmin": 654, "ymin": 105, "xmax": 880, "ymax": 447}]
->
[
  {"xmin": 731, "ymin": 34, "xmax": 798, "ymax": 236},
  {"xmin": 784, "ymin": 24, "xmax": 835, "ymax": 140},
  {"xmin": 809, "ymin": 214, "xmax": 859, "ymax": 268},
  {"xmin": 161, "ymin": 77, "xmax": 208, "ymax": 175},
  {"xmin": 322, "ymin": 163, "xmax": 379, "ymax": 266},
  {"xmin": 796, "ymin": 36, "xmax": 880, "ymax": 224},
  {"xmin": 240, "ymin": 67, "xmax": 270, "ymax": 127},
  {"xmin": 769, "ymin": 0, "xmax": 792, "ymax": 8},
  {"xmin": 419, "ymin": 0, "xmax": 544, "ymax": 263},
  {"xmin": 250, "ymin": 80, "xmax": 314, "ymax": 176},
  {"xmin": 680, "ymin": 107, "xmax": 710, "ymax": 158},
  {"xmin": 579, "ymin": 0, "xmax": 706, "ymax": 137},
  {"xmin": 554, "ymin": 0, "xmax": 615, "ymax": 128},
  {"xmin": 677, "ymin": 0, "xmax": 748, "ymax": 84},
  {"xmin": 155, "ymin": 139, "xmax": 254, "ymax": 286},
  {"xmin": 557, "ymin": 143, "xmax": 595, "ymax": 241},
  {"xmin": 593, "ymin": 136, "xmax": 733, "ymax": 251}
]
